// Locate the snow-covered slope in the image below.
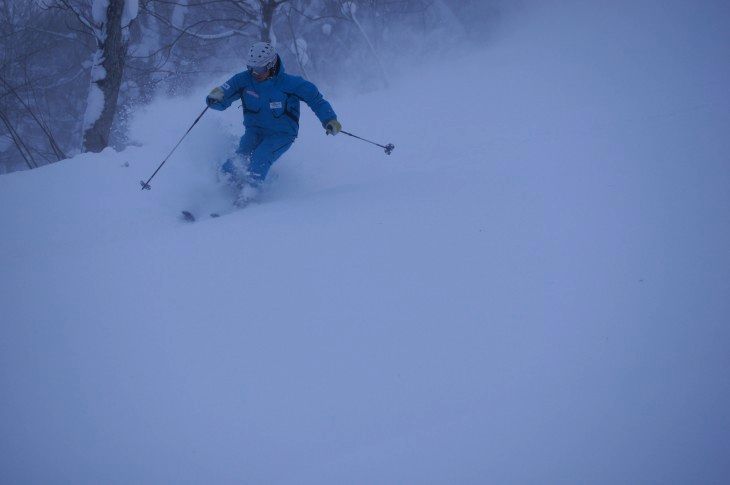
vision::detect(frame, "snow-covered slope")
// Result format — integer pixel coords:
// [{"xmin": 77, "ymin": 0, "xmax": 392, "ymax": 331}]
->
[{"xmin": 2, "ymin": 1, "xmax": 729, "ymax": 483}]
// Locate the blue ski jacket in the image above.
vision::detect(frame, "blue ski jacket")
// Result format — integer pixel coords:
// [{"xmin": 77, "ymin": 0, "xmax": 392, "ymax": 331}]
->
[{"xmin": 208, "ymin": 57, "xmax": 337, "ymax": 138}]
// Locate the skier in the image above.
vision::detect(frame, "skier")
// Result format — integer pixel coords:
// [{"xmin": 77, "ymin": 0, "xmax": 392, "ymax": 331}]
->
[{"xmin": 205, "ymin": 42, "xmax": 341, "ymax": 206}]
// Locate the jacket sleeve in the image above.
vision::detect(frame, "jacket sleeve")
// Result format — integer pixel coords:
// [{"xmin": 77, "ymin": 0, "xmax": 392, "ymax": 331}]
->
[
  {"xmin": 209, "ymin": 74, "xmax": 245, "ymax": 111},
  {"xmin": 293, "ymin": 80, "xmax": 337, "ymax": 126}
]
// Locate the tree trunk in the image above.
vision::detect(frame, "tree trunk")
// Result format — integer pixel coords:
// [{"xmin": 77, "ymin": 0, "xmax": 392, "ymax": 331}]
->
[
  {"xmin": 82, "ymin": 0, "xmax": 128, "ymax": 153},
  {"xmin": 260, "ymin": 0, "xmax": 277, "ymax": 43}
]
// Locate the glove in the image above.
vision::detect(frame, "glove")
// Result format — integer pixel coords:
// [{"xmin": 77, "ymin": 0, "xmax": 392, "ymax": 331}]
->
[
  {"xmin": 206, "ymin": 86, "xmax": 225, "ymax": 106},
  {"xmin": 325, "ymin": 119, "xmax": 341, "ymax": 136}
]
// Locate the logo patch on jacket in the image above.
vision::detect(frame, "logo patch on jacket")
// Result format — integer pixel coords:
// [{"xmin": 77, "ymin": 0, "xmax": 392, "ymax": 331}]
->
[
  {"xmin": 221, "ymin": 82, "xmax": 230, "ymax": 89},
  {"xmin": 269, "ymin": 101, "xmax": 283, "ymax": 109},
  {"xmin": 246, "ymin": 90, "xmax": 259, "ymax": 98}
]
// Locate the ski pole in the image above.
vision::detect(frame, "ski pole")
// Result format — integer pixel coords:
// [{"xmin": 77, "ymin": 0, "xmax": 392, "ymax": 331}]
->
[
  {"xmin": 140, "ymin": 106, "xmax": 209, "ymax": 190},
  {"xmin": 340, "ymin": 130, "xmax": 395, "ymax": 155}
]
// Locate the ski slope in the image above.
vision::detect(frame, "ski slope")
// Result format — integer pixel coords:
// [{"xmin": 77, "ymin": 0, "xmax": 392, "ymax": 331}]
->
[{"xmin": 2, "ymin": 1, "xmax": 729, "ymax": 483}]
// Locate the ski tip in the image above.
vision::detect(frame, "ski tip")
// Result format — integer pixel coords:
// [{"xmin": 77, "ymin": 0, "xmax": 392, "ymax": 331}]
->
[{"xmin": 181, "ymin": 210, "xmax": 196, "ymax": 222}]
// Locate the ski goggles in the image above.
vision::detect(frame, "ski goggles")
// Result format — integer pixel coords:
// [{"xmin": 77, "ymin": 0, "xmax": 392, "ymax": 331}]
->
[{"xmin": 248, "ymin": 59, "xmax": 276, "ymax": 75}]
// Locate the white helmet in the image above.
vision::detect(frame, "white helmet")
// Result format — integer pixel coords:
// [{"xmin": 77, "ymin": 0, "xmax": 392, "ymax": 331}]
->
[{"xmin": 247, "ymin": 42, "xmax": 277, "ymax": 69}]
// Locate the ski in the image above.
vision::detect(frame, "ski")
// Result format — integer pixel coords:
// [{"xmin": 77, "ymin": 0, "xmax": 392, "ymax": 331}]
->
[
  {"xmin": 181, "ymin": 195, "xmax": 258, "ymax": 222},
  {"xmin": 180, "ymin": 210, "xmax": 227, "ymax": 222}
]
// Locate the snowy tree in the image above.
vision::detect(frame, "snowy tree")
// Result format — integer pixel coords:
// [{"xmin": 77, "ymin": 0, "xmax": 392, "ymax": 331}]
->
[{"xmin": 47, "ymin": 0, "xmax": 139, "ymax": 153}]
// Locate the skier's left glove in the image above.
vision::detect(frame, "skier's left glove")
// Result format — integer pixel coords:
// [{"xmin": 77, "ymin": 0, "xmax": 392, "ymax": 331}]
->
[
  {"xmin": 325, "ymin": 119, "xmax": 341, "ymax": 136},
  {"xmin": 206, "ymin": 87, "xmax": 225, "ymax": 107}
]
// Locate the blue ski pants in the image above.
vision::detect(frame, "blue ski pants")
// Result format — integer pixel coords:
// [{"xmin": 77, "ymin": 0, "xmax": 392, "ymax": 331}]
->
[{"xmin": 220, "ymin": 127, "xmax": 295, "ymax": 187}]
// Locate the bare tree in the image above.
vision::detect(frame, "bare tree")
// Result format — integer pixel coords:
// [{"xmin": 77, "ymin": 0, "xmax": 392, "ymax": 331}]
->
[
  {"xmin": 0, "ymin": 0, "xmax": 72, "ymax": 170},
  {"xmin": 141, "ymin": 0, "xmax": 291, "ymax": 43}
]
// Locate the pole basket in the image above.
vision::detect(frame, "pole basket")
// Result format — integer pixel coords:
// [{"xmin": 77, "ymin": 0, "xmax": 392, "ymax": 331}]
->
[
  {"xmin": 384, "ymin": 143, "xmax": 395, "ymax": 155},
  {"xmin": 140, "ymin": 180, "xmax": 152, "ymax": 190}
]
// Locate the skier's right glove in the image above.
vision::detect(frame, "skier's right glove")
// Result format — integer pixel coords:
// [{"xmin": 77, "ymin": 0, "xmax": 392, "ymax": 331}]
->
[
  {"xmin": 325, "ymin": 119, "xmax": 341, "ymax": 136},
  {"xmin": 206, "ymin": 87, "xmax": 225, "ymax": 107}
]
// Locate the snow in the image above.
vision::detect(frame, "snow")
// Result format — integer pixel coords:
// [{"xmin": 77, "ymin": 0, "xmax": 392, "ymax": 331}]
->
[
  {"xmin": 2, "ymin": 1, "xmax": 730, "ymax": 483},
  {"xmin": 91, "ymin": 0, "xmax": 109, "ymax": 25},
  {"xmin": 81, "ymin": 49, "xmax": 108, "ymax": 136},
  {"xmin": 122, "ymin": 0, "xmax": 139, "ymax": 28},
  {"xmin": 171, "ymin": 0, "xmax": 188, "ymax": 28},
  {"xmin": 341, "ymin": 2, "xmax": 356, "ymax": 17},
  {"xmin": 88, "ymin": 49, "xmax": 107, "ymax": 82},
  {"xmin": 91, "ymin": 0, "xmax": 137, "ymax": 28},
  {"xmin": 81, "ymin": 82, "xmax": 105, "ymax": 132}
]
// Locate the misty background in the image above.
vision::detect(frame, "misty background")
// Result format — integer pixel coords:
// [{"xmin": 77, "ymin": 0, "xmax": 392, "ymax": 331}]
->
[{"xmin": 0, "ymin": 0, "xmax": 501, "ymax": 172}]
